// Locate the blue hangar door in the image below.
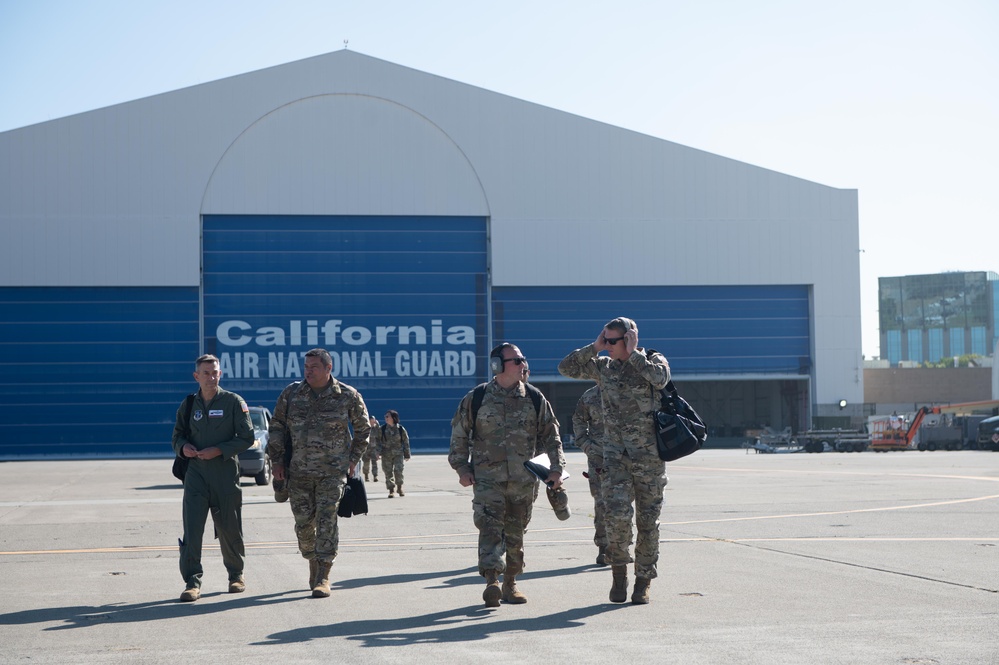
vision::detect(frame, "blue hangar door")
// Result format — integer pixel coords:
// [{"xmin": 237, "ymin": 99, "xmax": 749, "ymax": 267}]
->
[{"xmin": 202, "ymin": 215, "xmax": 488, "ymax": 451}]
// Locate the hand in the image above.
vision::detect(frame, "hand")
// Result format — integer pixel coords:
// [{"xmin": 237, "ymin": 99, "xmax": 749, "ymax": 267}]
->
[
  {"xmin": 273, "ymin": 464, "xmax": 286, "ymax": 481},
  {"xmin": 624, "ymin": 328, "xmax": 638, "ymax": 354},
  {"xmin": 593, "ymin": 329, "xmax": 607, "ymax": 352},
  {"xmin": 349, "ymin": 462, "xmax": 356, "ymax": 477},
  {"xmin": 182, "ymin": 443, "xmax": 199, "ymax": 458},
  {"xmin": 195, "ymin": 446, "xmax": 221, "ymax": 460},
  {"xmin": 546, "ymin": 471, "xmax": 563, "ymax": 490},
  {"xmin": 458, "ymin": 471, "xmax": 475, "ymax": 487},
  {"xmin": 404, "ymin": 456, "xmax": 411, "ymax": 461}
]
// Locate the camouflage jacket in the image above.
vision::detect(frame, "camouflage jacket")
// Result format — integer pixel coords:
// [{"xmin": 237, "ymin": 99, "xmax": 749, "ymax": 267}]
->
[
  {"xmin": 559, "ymin": 344, "xmax": 670, "ymax": 460},
  {"xmin": 380, "ymin": 424, "xmax": 410, "ymax": 458},
  {"xmin": 267, "ymin": 378, "xmax": 370, "ymax": 477},
  {"xmin": 572, "ymin": 385, "xmax": 605, "ymax": 458},
  {"xmin": 449, "ymin": 378, "xmax": 565, "ymax": 483},
  {"xmin": 366, "ymin": 425, "xmax": 382, "ymax": 456}
]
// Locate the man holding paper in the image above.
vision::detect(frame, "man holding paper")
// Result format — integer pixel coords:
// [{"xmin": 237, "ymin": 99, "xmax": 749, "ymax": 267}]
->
[{"xmin": 449, "ymin": 342, "xmax": 567, "ymax": 607}]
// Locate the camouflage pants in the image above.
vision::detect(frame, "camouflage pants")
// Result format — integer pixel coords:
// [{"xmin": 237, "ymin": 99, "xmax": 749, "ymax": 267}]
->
[
  {"xmin": 288, "ymin": 474, "xmax": 345, "ymax": 563},
  {"xmin": 586, "ymin": 454, "xmax": 609, "ymax": 550},
  {"xmin": 362, "ymin": 452, "xmax": 379, "ymax": 479},
  {"xmin": 381, "ymin": 453, "xmax": 405, "ymax": 492},
  {"xmin": 601, "ymin": 451, "xmax": 667, "ymax": 578},
  {"xmin": 471, "ymin": 478, "xmax": 536, "ymax": 576}
]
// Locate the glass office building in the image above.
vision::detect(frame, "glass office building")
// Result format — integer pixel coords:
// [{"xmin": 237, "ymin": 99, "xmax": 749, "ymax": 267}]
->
[{"xmin": 879, "ymin": 271, "xmax": 998, "ymax": 365}]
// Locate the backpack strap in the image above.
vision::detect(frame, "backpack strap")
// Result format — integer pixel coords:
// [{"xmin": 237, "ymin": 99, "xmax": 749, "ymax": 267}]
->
[
  {"xmin": 181, "ymin": 393, "xmax": 196, "ymax": 439},
  {"xmin": 523, "ymin": 382, "xmax": 544, "ymax": 416},
  {"xmin": 381, "ymin": 423, "xmax": 406, "ymax": 442},
  {"xmin": 470, "ymin": 382, "xmax": 542, "ymax": 438},
  {"xmin": 470, "ymin": 383, "xmax": 488, "ymax": 438}
]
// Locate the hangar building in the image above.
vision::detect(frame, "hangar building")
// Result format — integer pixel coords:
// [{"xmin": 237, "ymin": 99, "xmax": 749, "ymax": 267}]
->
[{"xmin": 0, "ymin": 50, "xmax": 862, "ymax": 457}]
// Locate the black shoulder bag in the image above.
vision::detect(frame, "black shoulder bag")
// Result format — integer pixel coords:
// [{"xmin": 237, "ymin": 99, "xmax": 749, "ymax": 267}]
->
[
  {"xmin": 171, "ymin": 394, "xmax": 197, "ymax": 481},
  {"xmin": 337, "ymin": 472, "xmax": 369, "ymax": 517},
  {"xmin": 652, "ymin": 380, "xmax": 707, "ymax": 462}
]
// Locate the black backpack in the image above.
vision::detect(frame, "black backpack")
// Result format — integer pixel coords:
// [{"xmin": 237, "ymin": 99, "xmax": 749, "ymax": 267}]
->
[
  {"xmin": 171, "ymin": 393, "xmax": 197, "ymax": 481},
  {"xmin": 469, "ymin": 382, "xmax": 543, "ymax": 437},
  {"xmin": 380, "ymin": 423, "xmax": 407, "ymax": 442}
]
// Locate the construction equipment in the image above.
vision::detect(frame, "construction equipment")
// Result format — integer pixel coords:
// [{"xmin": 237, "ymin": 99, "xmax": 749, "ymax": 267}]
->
[
  {"xmin": 744, "ymin": 399, "xmax": 999, "ymax": 454},
  {"xmin": 977, "ymin": 415, "xmax": 999, "ymax": 451},
  {"xmin": 744, "ymin": 427, "xmax": 868, "ymax": 454},
  {"xmin": 870, "ymin": 408, "xmax": 927, "ymax": 451},
  {"xmin": 796, "ymin": 429, "xmax": 870, "ymax": 453},
  {"xmin": 870, "ymin": 400, "xmax": 999, "ymax": 452}
]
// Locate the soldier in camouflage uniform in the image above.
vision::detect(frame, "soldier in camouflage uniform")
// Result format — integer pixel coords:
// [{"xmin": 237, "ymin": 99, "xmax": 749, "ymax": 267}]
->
[
  {"xmin": 449, "ymin": 343, "xmax": 566, "ymax": 607},
  {"xmin": 172, "ymin": 354, "xmax": 255, "ymax": 602},
  {"xmin": 572, "ymin": 385, "xmax": 612, "ymax": 566},
  {"xmin": 268, "ymin": 348, "xmax": 370, "ymax": 598},
  {"xmin": 363, "ymin": 416, "xmax": 381, "ymax": 482},
  {"xmin": 559, "ymin": 318, "xmax": 670, "ymax": 605},
  {"xmin": 380, "ymin": 410, "xmax": 410, "ymax": 497}
]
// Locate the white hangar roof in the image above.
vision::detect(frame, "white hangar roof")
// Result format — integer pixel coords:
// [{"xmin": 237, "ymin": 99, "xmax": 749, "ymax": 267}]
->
[{"xmin": 0, "ymin": 50, "xmax": 861, "ymax": 405}]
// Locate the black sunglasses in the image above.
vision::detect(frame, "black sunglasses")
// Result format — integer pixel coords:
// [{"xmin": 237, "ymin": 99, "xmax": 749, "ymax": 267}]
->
[
  {"xmin": 603, "ymin": 336, "xmax": 625, "ymax": 345},
  {"xmin": 502, "ymin": 356, "xmax": 528, "ymax": 366}
]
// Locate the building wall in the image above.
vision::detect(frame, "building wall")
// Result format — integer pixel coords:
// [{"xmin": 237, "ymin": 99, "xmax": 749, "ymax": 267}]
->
[
  {"xmin": 864, "ymin": 367, "xmax": 993, "ymax": 406},
  {"xmin": 0, "ymin": 287, "xmax": 198, "ymax": 457},
  {"xmin": 879, "ymin": 271, "xmax": 997, "ymax": 364},
  {"xmin": 203, "ymin": 214, "xmax": 488, "ymax": 450},
  {"xmin": 0, "ymin": 51, "xmax": 863, "ymax": 456}
]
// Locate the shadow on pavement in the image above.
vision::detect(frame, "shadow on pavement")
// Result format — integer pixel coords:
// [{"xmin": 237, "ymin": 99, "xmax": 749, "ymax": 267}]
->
[{"xmin": 254, "ymin": 602, "xmax": 630, "ymax": 647}]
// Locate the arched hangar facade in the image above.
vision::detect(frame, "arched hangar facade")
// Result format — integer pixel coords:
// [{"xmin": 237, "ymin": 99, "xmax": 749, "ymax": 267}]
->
[{"xmin": 0, "ymin": 51, "xmax": 862, "ymax": 456}]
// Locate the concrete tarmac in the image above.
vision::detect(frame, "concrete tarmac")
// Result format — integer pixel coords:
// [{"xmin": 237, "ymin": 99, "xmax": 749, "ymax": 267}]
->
[{"xmin": 0, "ymin": 450, "xmax": 996, "ymax": 664}]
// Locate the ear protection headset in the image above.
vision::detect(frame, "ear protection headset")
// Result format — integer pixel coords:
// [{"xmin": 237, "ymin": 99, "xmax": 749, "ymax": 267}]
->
[
  {"xmin": 608, "ymin": 317, "xmax": 635, "ymax": 334},
  {"xmin": 490, "ymin": 343, "xmax": 514, "ymax": 375}
]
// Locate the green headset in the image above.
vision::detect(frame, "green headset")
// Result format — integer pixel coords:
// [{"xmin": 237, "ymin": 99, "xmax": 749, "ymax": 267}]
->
[{"xmin": 489, "ymin": 343, "xmax": 515, "ymax": 375}]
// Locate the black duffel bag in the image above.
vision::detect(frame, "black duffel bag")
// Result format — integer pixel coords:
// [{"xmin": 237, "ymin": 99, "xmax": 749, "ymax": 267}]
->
[
  {"xmin": 652, "ymin": 381, "xmax": 707, "ymax": 462},
  {"xmin": 337, "ymin": 474, "xmax": 369, "ymax": 518}
]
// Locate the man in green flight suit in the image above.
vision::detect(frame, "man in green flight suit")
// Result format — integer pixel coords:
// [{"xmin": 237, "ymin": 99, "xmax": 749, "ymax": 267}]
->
[{"xmin": 172, "ymin": 354, "xmax": 255, "ymax": 602}]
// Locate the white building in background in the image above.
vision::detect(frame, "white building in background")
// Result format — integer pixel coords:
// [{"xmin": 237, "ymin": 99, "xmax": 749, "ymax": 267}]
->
[{"xmin": 0, "ymin": 50, "xmax": 861, "ymax": 456}]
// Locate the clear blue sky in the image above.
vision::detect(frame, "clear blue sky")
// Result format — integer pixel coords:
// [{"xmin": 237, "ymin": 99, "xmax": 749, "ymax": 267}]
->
[{"xmin": 2, "ymin": 0, "xmax": 996, "ymax": 359}]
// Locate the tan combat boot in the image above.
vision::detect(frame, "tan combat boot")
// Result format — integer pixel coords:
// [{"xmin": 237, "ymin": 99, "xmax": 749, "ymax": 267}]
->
[
  {"xmin": 398, "ymin": 486, "xmax": 404, "ymax": 496},
  {"xmin": 228, "ymin": 576, "xmax": 245, "ymax": 593},
  {"xmin": 179, "ymin": 586, "xmax": 200, "ymax": 602},
  {"xmin": 312, "ymin": 561, "xmax": 332, "ymax": 598},
  {"xmin": 632, "ymin": 576, "xmax": 651, "ymax": 604},
  {"xmin": 609, "ymin": 565, "xmax": 629, "ymax": 603},
  {"xmin": 502, "ymin": 571, "xmax": 527, "ymax": 604},
  {"xmin": 308, "ymin": 559, "xmax": 319, "ymax": 590},
  {"xmin": 482, "ymin": 570, "xmax": 502, "ymax": 607}
]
